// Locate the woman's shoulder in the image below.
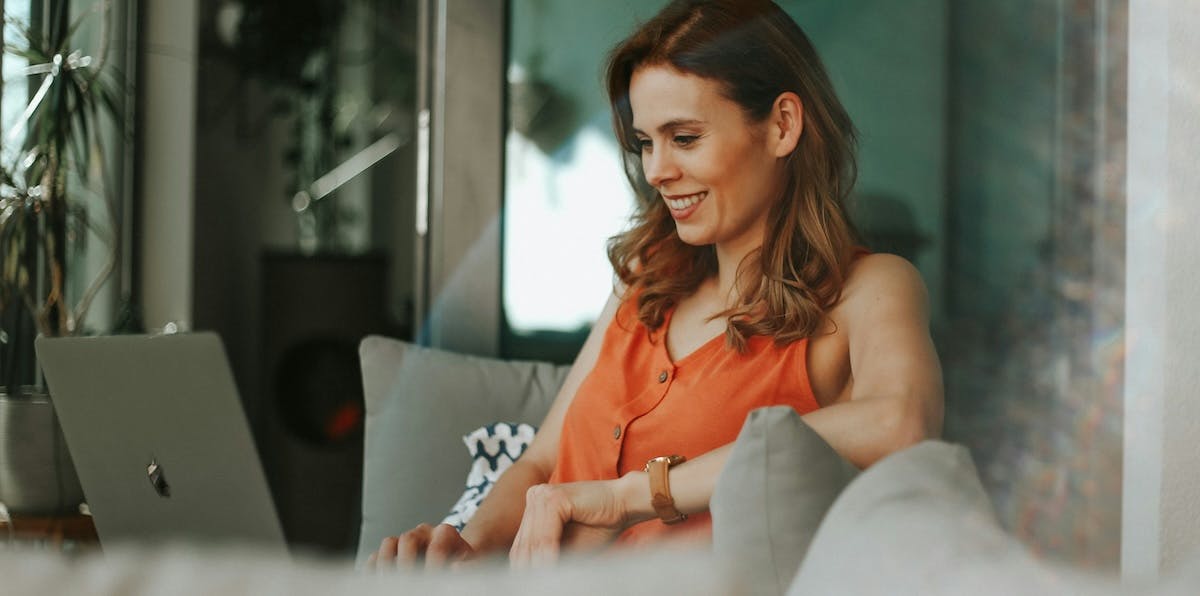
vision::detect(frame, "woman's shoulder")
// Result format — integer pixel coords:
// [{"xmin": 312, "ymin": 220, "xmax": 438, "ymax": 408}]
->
[
  {"xmin": 845, "ymin": 252, "xmax": 923, "ymax": 285},
  {"xmin": 836, "ymin": 253, "xmax": 930, "ymax": 319}
]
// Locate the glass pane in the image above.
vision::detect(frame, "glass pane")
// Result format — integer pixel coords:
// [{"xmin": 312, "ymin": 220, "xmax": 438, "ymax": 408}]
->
[
  {"xmin": 191, "ymin": 0, "xmax": 419, "ymax": 553},
  {"xmin": 942, "ymin": 2, "xmax": 1126, "ymax": 568},
  {"xmin": 501, "ymin": 0, "xmax": 1126, "ymax": 567},
  {"xmin": 502, "ymin": 0, "xmax": 669, "ymax": 362},
  {"xmin": 1, "ymin": 2, "xmax": 32, "ymax": 166},
  {"xmin": 1, "ymin": 0, "xmax": 133, "ymax": 389}
]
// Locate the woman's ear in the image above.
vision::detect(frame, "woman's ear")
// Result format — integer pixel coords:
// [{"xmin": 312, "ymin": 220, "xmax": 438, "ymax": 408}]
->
[{"xmin": 770, "ymin": 92, "xmax": 804, "ymax": 158}]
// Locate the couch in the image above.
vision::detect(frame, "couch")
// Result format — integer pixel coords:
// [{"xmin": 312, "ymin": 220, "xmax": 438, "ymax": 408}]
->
[
  {"xmin": 3, "ymin": 336, "xmax": 1196, "ymax": 595},
  {"xmin": 352, "ymin": 336, "xmax": 1153, "ymax": 595}
]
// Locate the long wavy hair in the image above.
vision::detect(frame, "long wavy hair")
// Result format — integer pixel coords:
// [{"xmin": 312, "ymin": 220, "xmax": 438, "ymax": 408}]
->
[{"xmin": 605, "ymin": 0, "xmax": 860, "ymax": 351}]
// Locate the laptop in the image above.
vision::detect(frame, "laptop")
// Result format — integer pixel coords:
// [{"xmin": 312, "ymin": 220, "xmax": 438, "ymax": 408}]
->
[{"xmin": 35, "ymin": 332, "xmax": 287, "ymax": 553}]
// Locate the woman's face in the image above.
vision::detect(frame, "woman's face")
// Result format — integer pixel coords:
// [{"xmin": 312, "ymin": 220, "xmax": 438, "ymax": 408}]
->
[{"xmin": 629, "ymin": 65, "xmax": 786, "ymax": 253}]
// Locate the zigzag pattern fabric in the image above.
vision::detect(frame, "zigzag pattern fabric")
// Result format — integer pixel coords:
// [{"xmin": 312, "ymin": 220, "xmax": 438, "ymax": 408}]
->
[{"xmin": 442, "ymin": 422, "xmax": 537, "ymax": 531}]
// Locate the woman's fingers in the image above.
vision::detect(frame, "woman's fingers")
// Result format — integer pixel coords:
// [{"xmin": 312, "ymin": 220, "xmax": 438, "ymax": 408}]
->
[
  {"xmin": 561, "ymin": 522, "xmax": 619, "ymax": 552},
  {"xmin": 371, "ymin": 535, "xmax": 401, "ymax": 572},
  {"xmin": 370, "ymin": 523, "xmax": 480, "ymax": 573},
  {"xmin": 425, "ymin": 523, "xmax": 473, "ymax": 569},
  {"xmin": 530, "ymin": 486, "xmax": 566, "ymax": 567},
  {"xmin": 509, "ymin": 504, "xmax": 532, "ymax": 567},
  {"xmin": 510, "ymin": 481, "xmax": 631, "ymax": 569},
  {"xmin": 368, "ymin": 524, "xmax": 433, "ymax": 573},
  {"xmin": 396, "ymin": 524, "xmax": 433, "ymax": 568},
  {"xmin": 511, "ymin": 484, "xmax": 568, "ymax": 569}
]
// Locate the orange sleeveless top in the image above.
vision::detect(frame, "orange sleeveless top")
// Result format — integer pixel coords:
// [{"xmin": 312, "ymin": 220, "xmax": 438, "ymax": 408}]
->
[{"xmin": 548, "ymin": 295, "xmax": 822, "ymax": 545}]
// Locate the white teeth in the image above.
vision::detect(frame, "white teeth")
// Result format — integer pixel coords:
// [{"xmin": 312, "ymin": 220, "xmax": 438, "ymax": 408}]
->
[{"xmin": 664, "ymin": 192, "xmax": 707, "ymax": 210}]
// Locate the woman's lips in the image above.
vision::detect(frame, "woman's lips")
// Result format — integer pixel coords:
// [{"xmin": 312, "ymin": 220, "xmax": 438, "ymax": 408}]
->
[{"xmin": 664, "ymin": 191, "xmax": 707, "ymax": 221}]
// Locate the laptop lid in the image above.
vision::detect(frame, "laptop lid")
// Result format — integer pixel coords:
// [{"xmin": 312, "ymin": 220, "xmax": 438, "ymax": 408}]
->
[{"xmin": 35, "ymin": 332, "xmax": 286, "ymax": 553}]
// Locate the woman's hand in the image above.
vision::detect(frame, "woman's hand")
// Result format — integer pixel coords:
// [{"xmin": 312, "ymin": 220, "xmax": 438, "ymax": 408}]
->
[
  {"xmin": 366, "ymin": 523, "xmax": 476, "ymax": 571},
  {"xmin": 509, "ymin": 478, "xmax": 641, "ymax": 568}
]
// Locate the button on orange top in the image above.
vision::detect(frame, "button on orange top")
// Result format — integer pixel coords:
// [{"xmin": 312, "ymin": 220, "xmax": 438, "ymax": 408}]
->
[{"xmin": 548, "ymin": 294, "xmax": 821, "ymax": 546}]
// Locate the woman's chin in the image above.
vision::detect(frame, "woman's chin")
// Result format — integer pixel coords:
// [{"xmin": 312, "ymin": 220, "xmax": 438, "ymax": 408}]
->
[{"xmin": 674, "ymin": 228, "xmax": 712, "ymax": 247}]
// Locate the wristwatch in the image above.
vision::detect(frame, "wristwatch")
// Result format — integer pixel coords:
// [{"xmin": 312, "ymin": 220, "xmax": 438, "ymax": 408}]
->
[{"xmin": 644, "ymin": 454, "xmax": 688, "ymax": 524}]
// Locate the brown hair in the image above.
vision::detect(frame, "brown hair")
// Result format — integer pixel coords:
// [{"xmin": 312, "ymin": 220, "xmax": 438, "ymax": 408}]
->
[{"xmin": 605, "ymin": 0, "xmax": 860, "ymax": 351}]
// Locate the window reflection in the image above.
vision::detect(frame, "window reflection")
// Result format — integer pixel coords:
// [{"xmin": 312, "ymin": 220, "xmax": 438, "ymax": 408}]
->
[
  {"xmin": 502, "ymin": 1, "xmax": 665, "ymax": 345},
  {"xmin": 942, "ymin": 1, "xmax": 1127, "ymax": 568},
  {"xmin": 503, "ymin": 123, "xmax": 632, "ymax": 333},
  {"xmin": 502, "ymin": 0, "xmax": 1127, "ymax": 568},
  {"xmin": 1, "ymin": 3, "xmax": 32, "ymax": 166}
]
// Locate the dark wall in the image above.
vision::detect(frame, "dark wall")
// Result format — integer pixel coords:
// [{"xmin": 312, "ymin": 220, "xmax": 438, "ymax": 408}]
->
[{"xmin": 191, "ymin": 0, "xmax": 419, "ymax": 553}]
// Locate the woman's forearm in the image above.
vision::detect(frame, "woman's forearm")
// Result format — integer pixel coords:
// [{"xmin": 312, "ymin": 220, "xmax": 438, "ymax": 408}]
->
[
  {"xmin": 459, "ymin": 459, "xmax": 550, "ymax": 553},
  {"xmin": 615, "ymin": 397, "xmax": 927, "ymax": 523},
  {"xmin": 800, "ymin": 395, "xmax": 930, "ymax": 468},
  {"xmin": 616, "ymin": 444, "xmax": 731, "ymax": 525}
]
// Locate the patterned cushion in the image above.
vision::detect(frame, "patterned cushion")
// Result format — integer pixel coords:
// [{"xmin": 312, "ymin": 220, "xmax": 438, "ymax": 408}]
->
[{"xmin": 441, "ymin": 422, "xmax": 537, "ymax": 530}]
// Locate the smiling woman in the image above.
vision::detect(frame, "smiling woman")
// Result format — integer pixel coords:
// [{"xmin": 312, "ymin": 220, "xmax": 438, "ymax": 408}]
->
[
  {"xmin": 630, "ymin": 68, "xmax": 787, "ymax": 250},
  {"xmin": 371, "ymin": 0, "xmax": 942, "ymax": 569},
  {"xmin": 606, "ymin": 0, "xmax": 860, "ymax": 354}
]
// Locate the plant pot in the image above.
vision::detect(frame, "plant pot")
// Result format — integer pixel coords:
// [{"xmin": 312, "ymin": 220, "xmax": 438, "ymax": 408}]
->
[{"xmin": 0, "ymin": 389, "xmax": 85, "ymax": 515}]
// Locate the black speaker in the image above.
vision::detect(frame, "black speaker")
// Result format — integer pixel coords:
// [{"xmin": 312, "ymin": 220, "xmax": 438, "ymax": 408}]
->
[{"xmin": 260, "ymin": 252, "xmax": 389, "ymax": 553}]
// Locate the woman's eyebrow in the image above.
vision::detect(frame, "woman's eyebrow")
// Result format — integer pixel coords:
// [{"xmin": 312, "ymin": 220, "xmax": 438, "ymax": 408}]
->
[{"xmin": 632, "ymin": 118, "xmax": 707, "ymax": 136}]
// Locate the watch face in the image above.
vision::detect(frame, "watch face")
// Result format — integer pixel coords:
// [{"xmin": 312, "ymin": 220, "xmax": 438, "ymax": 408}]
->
[{"xmin": 646, "ymin": 455, "xmax": 682, "ymax": 468}]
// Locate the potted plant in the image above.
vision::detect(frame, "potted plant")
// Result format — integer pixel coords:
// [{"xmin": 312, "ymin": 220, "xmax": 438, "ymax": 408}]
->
[{"xmin": 0, "ymin": 1, "xmax": 121, "ymax": 515}]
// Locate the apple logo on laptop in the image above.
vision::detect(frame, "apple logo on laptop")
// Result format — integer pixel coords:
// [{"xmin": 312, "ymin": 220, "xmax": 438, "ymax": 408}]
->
[{"xmin": 147, "ymin": 458, "xmax": 171, "ymax": 498}]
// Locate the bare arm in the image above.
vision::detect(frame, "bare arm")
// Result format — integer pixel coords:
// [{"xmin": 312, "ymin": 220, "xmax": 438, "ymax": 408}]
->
[
  {"xmin": 368, "ymin": 288, "xmax": 624, "ymax": 569},
  {"xmin": 509, "ymin": 254, "xmax": 944, "ymax": 565}
]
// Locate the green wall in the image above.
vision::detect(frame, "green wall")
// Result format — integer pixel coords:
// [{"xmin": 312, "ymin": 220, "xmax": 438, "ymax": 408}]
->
[{"xmin": 507, "ymin": 0, "xmax": 949, "ymax": 321}]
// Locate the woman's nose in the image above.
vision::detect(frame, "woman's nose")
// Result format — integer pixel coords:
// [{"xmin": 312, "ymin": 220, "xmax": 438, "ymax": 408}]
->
[{"xmin": 643, "ymin": 150, "xmax": 680, "ymax": 188}]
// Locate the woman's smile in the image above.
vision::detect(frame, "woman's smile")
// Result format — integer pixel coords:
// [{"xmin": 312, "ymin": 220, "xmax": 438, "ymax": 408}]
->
[{"xmin": 664, "ymin": 191, "xmax": 708, "ymax": 220}]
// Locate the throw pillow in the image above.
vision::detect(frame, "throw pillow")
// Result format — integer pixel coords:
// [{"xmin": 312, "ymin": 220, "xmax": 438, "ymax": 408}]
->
[
  {"xmin": 441, "ymin": 422, "xmax": 537, "ymax": 530},
  {"xmin": 710, "ymin": 406, "xmax": 859, "ymax": 596}
]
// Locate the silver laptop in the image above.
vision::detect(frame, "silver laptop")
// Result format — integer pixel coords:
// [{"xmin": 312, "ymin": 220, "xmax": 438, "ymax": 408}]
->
[{"xmin": 35, "ymin": 332, "xmax": 286, "ymax": 553}]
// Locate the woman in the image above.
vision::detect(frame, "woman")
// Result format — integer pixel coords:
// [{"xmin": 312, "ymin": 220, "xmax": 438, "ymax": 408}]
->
[{"xmin": 371, "ymin": 0, "xmax": 942, "ymax": 569}]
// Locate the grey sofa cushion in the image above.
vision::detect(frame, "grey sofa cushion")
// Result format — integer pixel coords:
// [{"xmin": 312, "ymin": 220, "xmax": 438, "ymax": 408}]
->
[
  {"xmin": 711, "ymin": 406, "xmax": 859, "ymax": 596},
  {"xmin": 789, "ymin": 441, "xmax": 1119, "ymax": 595},
  {"xmin": 356, "ymin": 337, "xmax": 569, "ymax": 561},
  {"xmin": 789, "ymin": 441, "xmax": 994, "ymax": 594}
]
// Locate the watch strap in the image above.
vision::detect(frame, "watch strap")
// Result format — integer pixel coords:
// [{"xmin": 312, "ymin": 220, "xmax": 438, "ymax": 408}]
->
[{"xmin": 644, "ymin": 455, "xmax": 688, "ymax": 524}]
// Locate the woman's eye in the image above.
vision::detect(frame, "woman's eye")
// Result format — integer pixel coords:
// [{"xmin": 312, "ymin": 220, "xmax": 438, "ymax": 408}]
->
[
  {"xmin": 674, "ymin": 135, "xmax": 699, "ymax": 147},
  {"xmin": 637, "ymin": 139, "xmax": 652, "ymax": 152}
]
